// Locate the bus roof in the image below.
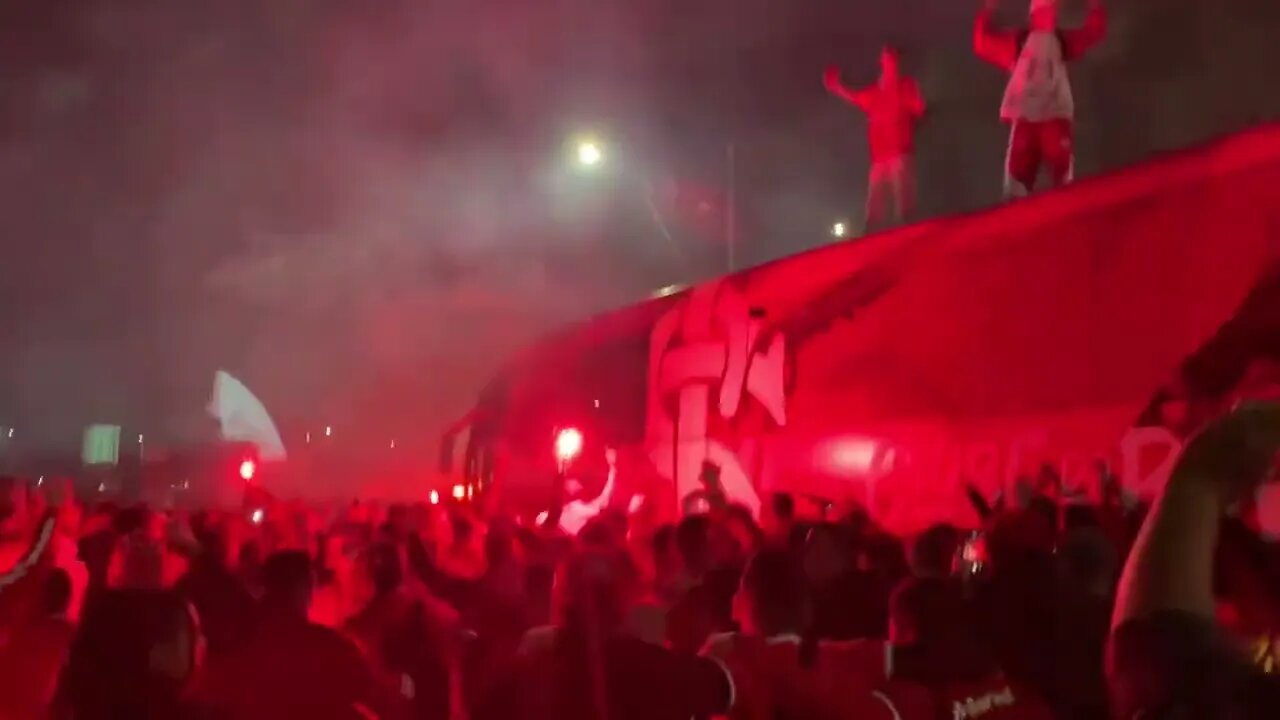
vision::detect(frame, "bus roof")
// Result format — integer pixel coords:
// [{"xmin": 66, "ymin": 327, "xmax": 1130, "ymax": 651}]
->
[{"xmin": 502, "ymin": 122, "xmax": 1280, "ymax": 381}]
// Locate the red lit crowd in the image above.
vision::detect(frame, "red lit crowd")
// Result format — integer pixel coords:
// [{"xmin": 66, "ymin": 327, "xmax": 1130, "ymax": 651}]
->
[{"xmin": 1, "ymin": 405, "xmax": 1279, "ymax": 720}]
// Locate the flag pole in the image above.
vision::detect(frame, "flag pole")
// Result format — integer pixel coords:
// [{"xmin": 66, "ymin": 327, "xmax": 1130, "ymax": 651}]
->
[{"xmin": 726, "ymin": 142, "xmax": 737, "ymax": 273}]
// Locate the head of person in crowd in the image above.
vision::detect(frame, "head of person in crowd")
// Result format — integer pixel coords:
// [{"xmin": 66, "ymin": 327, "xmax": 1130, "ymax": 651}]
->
[
  {"xmin": 451, "ymin": 512, "xmax": 475, "ymax": 549},
  {"xmin": 192, "ymin": 522, "xmax": 231, "ymax": 571},
  {"xmin": 860, "ymin": 531, "xmax": 909, "ymax": 584},
  {"xmin": 910, "ymin": 523, "xmax": 962, "ymax": 579},
  {"xmin": 553, "ymin": 547, "xmax": 638, "ymax": 635},
  {"xmin": 1058, "ymin": 526, "xmax": 1117, "ymax": 599},
  {"xmin": 890, "ymin": 577, "xmax": 970, "ymax": 646},
  {"xmin": 237, "ymin": 538, "xmax": 264, "ymax": 587},
  {"xmin": 61, "ymin": 589, "xmax": 203, "ymax": 720},
  {"xmin": 108, "ymin": 530, "xmax": 165, "ymax": 589},
  {"xmin": 986, "ymin": 508, "xmax": 1056, "ymax": 573},
  {"xmin": 350, "ymin": 540, "xmax": 403, "ymax": 610},
  {"xmin": 676, "ymin": 514, "xmax": 714, "ymax": 579},
  {"xmin": 383, "ymin": 502, "xmax": 410, "ymax": 541},
  {"xmin": 485, "ymin": 517, "xmax": 517, "ymax": 567},
  {"xmin": 768, "ymin": 492, "xmax": 796, "ymax": 538},
  {"xmin": 889, "ymin": 576, "xmax": 999, "ymax": 684},
  {"xmin": 41, "ymin": 566, "xmax": 73, "ymax": 618},
  {"xmin": 647, "ymin": 523, "xmax": 680, "ymax": 599},
  {"xmin": 804, "ymin": 522, "xmax": 855, "ymax": 586},
  {"xmin": 579, "ymin": 513, "xmax": 624, "ymax": 550},
  {"xmin": 719, "ymin": 503, "xmax": 764, "ymax": 564},
  {"xmin": 262, "ymin": 550, "xmax": 315, "ymax": 619},
  {"xmin": 735, "ymin": 546, "xmax": 807, "ymax": 638}
]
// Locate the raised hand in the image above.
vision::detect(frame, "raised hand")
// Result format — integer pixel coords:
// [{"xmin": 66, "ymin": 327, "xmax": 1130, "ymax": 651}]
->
[
  {"xmin": 1172, "ymin": 401, "xmax": 1280, "ymax": 506},
  {"xmin": 822, "ymin": 66, "xmax": 842, "ymax": 92}
]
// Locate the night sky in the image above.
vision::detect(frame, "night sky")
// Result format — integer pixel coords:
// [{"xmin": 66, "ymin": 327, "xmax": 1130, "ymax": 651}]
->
[{"xmin": 0, "ymin": 0, "xmax": 1276, "ymax": 467}]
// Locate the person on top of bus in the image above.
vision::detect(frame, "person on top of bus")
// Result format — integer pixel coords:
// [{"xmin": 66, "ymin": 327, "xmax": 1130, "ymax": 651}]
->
[
  {"xmin": 974, "ymin": 0, "xmax": 1106, "ymax": 198},
  {"xmin": 824, "ymin": 44, "xmax": 926, "ymax": 230}
]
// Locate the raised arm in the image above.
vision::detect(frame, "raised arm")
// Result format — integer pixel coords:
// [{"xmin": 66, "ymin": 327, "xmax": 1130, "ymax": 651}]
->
[
  {"xmin": 823, "ymin": 67, "xmax": 871, "ymax": 111},
  {"xmin": 1107, "ymin": 403, "xmax": 1280, "ymax": 718},
  {"xmin": 973, "ymin": 6, "xmax": 1019, "ymax": 71},
  {"xmin": 907, "ymin": 79, "xmax": 926, "ymax": 118},
  {"xmin": 1062, "ymin": 0, "xmax": 1107, "ymax": 61}
]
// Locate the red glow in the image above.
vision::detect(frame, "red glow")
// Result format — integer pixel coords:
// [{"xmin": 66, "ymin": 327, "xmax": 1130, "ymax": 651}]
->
[
  {"xmin": 554, "ymin": 427, "xmax": 584, "ymax": 463},
  {"xmin": 830, "ymin": 439, "xmax": 878, "ymax": 472},
  {"xmin": 239, "ymin": 459, "xmax": 257, "ymax": 481}
]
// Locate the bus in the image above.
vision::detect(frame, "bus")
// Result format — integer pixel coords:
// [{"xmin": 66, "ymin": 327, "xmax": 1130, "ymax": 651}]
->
[{"xmin": 442, "ymin": 124, "xmax": 1280, "ymax": 534}]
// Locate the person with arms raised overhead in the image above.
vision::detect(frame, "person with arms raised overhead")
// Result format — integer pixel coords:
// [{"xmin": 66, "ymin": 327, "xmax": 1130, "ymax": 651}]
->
[
  {"xmin": 824, "ymin": 45, "xmax": 926, "ymax": 231},
  {"xmin": 974, "ymin": 0, "xmax": 1105, "ymax": 198},
  {"xmin": 1108, "ymin": 402, "xmax": 1280, "ymax": 719}
]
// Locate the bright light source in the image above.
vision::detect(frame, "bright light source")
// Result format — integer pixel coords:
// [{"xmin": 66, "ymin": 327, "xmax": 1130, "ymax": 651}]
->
[
  {"xmin": 555, "ymin": 427, "xmax": 584, "ymax": 463},
  {"xmin": 305, "ymin": 432, "xmax": 312, "ymax": 444},
  {"xmin": 138, "ymin": 434, "xmax": 145, "ymax": 444},
  {"xmin": 97, "ymin": 483, "xmax": 105, "ymax": 493},
  {"xmin": 239, "ymin": 459, "xmax": 257, "ymax": 481},
  {"xmin": 324, "ymin": 426, "xmax": 332, "ymax": 437},
  {"xmin": 6, "ymin": 428, "xmax": 12, "ymax": 439},
  {"xmin": 250, "ymin": 509, "xmax": 265, "ymax": 525},
  {"xmin": 651, "ymin": 284, "xmax": 685, "ymax": 299},
  {"xmin": 452, "ymin": 484, "xmax": 466, "ymax": 500},
  {"xmin": 822, "ymin": 437, "xmax": 896, "ymax": 477},
  {"xmin": 576, "ymin": 140, "xmax": 604, "ymax": 167},
  {"xmin": 832, "ymin": 440, "xmax": 876, "ymax": 470},
  {"xmin": 429, "ymin": 490, "xmax": 440, "ymax": 505},
  {"xmin": 831, "ymin": 221, "xmax": 848, "ymax": 238},
  {"xmin": 389, "ymin": 439, "xmax": 396, "ymax": 449}
]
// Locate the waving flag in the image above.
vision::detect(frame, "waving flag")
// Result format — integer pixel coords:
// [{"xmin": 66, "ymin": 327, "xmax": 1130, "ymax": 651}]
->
[{"xmin": 207, "ymin": 371, "xmax": 287, "ymax": 461}]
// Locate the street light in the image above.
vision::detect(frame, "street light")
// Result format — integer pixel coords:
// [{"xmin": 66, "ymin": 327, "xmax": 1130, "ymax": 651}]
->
[{"xmin": 575, "ymin": 139, "xmax": 604, "ymax": 168}]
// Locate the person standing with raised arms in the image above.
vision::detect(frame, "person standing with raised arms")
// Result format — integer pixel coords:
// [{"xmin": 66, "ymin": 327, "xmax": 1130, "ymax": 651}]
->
[{"xmin": 974, "ymin": 0, "xmax": 1106, "ymax": 198}]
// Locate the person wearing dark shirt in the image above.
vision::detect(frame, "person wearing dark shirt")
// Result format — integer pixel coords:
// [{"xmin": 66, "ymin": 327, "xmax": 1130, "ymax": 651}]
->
[
  {"xmin": 666, "ymin": 515, "xmax": 738, "ymax": 655},
  {"xmin": 200, "ymin": 550, "xmax": 375, "ymax": 720},
  {"xmin": 54, "ymin": 588, "xmax": 205, "ymax": 720},
  {"xmin": 807, "ymin": 523, "xmax": 889, "ymax": 640},
  {"xmin": 1108, "ymin": 403, "xmax": 1280, "ymax": 720},
  {"xmin": 174, "ymin": 525, "xmax": 256, "ymax": 660},
  {"xmin": 479, "ymin": 548, "xmax": 732, "ymax": 720},
  {"xmin": 704, "ymin": 546, "xmax": 901, "ymax": 720},
  {"xmin": 890, "ymin": 576, "xmax": 1054, "ymax": 720},
  {"xmin": 1049, "ymin": 527, "xmax": 1117, "ymax": 720}
]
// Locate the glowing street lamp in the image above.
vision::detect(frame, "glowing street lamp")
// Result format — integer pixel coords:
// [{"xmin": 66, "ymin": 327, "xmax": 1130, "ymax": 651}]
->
[{"xmin": 575, "ymin": 139, "xmax": 604, "ymax": 168}]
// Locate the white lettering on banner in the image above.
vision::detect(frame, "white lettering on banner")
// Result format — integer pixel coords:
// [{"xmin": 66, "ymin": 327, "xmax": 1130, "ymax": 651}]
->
[
  {"xmin": 646, "ymin": 281, "xmax": 786, "ymax": 517},
  {"xmin": 941, "ymin": 426, "xmax": 1182, "ymax": 497}
]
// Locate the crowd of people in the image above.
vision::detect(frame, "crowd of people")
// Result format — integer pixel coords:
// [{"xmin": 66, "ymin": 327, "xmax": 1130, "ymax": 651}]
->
[{"xmin": 1, "ymin": 404, "xmax": 1278, "ymax": 720}]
